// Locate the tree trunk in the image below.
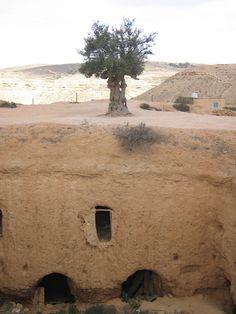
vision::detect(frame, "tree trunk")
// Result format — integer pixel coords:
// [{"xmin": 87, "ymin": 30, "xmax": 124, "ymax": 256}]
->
[{"xmin": 106, "ymin": 76, "xmax": 131, "ymax": 116}]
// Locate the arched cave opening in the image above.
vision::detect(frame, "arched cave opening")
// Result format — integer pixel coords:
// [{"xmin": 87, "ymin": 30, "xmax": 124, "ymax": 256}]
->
[
  {"xmin": 95, "ymin": 205, "xmax": 112, "ymax": 242},
  {"xmin": 121, "ymin": 269, "xmax": 163, "ymax": 301},
  {"xmin": 37, "ymin": 273, "xmax": 75, "ymax": 304}
]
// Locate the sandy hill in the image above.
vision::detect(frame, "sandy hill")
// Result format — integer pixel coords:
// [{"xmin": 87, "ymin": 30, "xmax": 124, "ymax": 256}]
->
[
  {"xmin": 17, "ymin": 63, "xmax": 81, "ymax": 76},
  {"xmin": 0, "ymin": 62, "xmax": 179, "ymax": 104},
  {"xmin": 135, "ymin": 64, "xmax": 236, "ymax": 106},
  {"xmin": 0, "ymin": 61, "xmax": 180, "ymax": 78},
  {"xmin": 0, "ymin": 63, "xmax": 80, "ymax": 77}
]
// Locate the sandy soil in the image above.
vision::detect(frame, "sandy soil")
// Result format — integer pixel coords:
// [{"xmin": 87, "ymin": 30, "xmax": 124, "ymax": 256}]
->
[{"xmin": 0, "ymin": 100, "xmax": 236, "ymax": 131}]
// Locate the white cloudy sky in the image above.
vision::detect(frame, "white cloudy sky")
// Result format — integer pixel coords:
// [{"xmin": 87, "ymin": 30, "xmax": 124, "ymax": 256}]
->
[{"xmin": 0, "ymin": 0, "xmax": 235, "ymax": 68}]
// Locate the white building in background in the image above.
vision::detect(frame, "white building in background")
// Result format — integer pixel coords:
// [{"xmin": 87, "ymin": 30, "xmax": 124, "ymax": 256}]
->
[{"xmin": 191, "ymin": 92, "xmax": 198, "ymax": 99}]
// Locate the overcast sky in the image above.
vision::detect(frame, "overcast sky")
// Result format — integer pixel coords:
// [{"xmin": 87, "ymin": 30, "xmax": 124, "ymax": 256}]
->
[{"xmin": 0, "ymin": 0, "xmax": 235, "ymax": 68}]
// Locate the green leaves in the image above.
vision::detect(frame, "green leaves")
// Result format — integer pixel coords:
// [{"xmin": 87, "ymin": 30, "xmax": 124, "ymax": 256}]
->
[{"xmin": 79, "ymin": 18, "xmax": 156, "ymax": 80}]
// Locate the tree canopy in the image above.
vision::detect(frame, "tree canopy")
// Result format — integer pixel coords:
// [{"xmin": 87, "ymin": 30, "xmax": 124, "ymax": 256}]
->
[{"xmin": 79, "ymin": 18, "xmax": 157, "ymax": 115}]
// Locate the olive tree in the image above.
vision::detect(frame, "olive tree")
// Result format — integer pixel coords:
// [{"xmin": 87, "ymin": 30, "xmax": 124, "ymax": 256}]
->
[{"xmin": 79, "ymin": 18, "xmax": 156, "ymax": 116}]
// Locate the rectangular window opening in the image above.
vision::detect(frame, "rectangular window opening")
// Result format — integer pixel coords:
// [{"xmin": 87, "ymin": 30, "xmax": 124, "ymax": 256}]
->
[{"xmin": 95, "ymin": 210, "xmax": 111, "ymax": 242}]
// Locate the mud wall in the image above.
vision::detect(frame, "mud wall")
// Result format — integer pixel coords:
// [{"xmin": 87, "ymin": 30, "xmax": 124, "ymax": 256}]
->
[
  {"xmin": 191, "ymin": 98, "xmax": 225, "ymax": 114},
  {"xmin": 0, "ymin": 124, "xmax": 235, "ymax": 302}
]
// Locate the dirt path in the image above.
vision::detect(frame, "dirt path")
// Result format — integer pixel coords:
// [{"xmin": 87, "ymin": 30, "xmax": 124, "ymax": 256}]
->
[{"xmin": 0, "ymin": 100, "xmax": 236, "ymax": 130}]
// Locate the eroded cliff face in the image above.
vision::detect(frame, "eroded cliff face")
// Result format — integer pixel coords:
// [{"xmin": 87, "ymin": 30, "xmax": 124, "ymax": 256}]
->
[{"xmin": 0, "ymin": 124, "xmax": 235, "ymax": 303}]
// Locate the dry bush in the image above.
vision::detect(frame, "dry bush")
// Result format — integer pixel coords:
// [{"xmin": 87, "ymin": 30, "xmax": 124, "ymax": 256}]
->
[
  {"xmin": 140, "ymin": 103, "xmax": 162, "ymax": 111},
  {"xmin": 173, "ymin": 103, "xmax": 190, "ymax": 112},
  {"xmin": 174, "ymin": 96, "xmax": 194, "ymax": 105},
  {"xmin": 0, "ymin": 100, "xmax": 18, "ymax": 108},
  {"xmin": 114, "ymin": 123, "xmax": 158, "ymax": 151},
  {"xmin": 224, "ymin": 106, "xmax": 236, "ymax": 111}
]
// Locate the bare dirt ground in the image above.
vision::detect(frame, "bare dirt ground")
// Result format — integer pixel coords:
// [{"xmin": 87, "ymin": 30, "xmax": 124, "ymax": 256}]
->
[{"xmin": 0, "ymin": 100, "xmax": 236, "ymax": 131}]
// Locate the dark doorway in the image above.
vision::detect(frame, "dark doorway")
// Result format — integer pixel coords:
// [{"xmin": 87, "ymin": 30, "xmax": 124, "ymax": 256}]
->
[
  {"xmin": 38, "ymin": 273, "xmax": 75, "ymax": 304},
  {"xmin": 95, "ymin": 206, "xmax": 112, "ymax": 241},
  {"xmin": 121, "ymin": 269, "xmax": 162, "ymax": 301},
  {"xmin": 0, "ymin": 210, "xmax": 2, "ymax": 237}
]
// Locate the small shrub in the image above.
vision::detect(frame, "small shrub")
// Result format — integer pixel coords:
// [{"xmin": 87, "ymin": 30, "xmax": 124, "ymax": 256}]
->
[
  {"xmin": 140, "ymin": 103, "xmax": 162, "ymax": 111},
  {"xmin": 173, "ymin": 103, "xmax": 190, "ymax": 112},
  {"xmin": 68, "ymin": 304, "xmax": 80, "ymax": 314},
  {"xmin": 114, "ymin": 123, "xmax": 158, "ymax": 151},
  {"xmin": 85, "ymin": 304, "xmax": 117, "ymax": 314},
  {"xmin": 224, "ymin": 106, "xmax": 236, "ymax": 111},
  {"xmin": 0, "ymin": 100, "xmax": 18, "ymax": 108},
  {"xmin": 140, "ymin": 103, "xmax": 151, "ymax": 110},
  {"xmin": 128, "ymin": 298, "xmax": 141, "ymax": 311},
  {"xmin": 174, "ymin": 97, "xmax": 193, "ymax": 105},
  {"xmin": 123, "ymin": 301, "xmax": 149, "ymax": 314}
]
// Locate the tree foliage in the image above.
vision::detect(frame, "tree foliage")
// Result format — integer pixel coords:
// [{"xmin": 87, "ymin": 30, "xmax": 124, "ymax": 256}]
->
[
  {"xmin": 78, "ymin": 18, "xmax": 157, "ymax": 115},
  {"xmin": 79, "ymin": 18, "xmax": 156, "ymax": 80}
]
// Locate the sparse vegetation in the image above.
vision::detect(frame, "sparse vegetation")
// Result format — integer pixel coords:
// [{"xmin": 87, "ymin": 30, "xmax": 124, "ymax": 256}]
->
[
  {"xmin": 49, "ymin": 304, "xmax": 150, "ymax": 314},
  {"xmin": 123, "ymin": 299, "xmax": 150, "ymax": 314},
  {"xmin": 224, "ymin": 106, "xmax": 236, "ymax": 111},
  {"xmin": 140, "ymin": 103, "xmax": 162, "ymax": 111},
  {"xmin": 169, "ymin": 62, "xmax": 192, "ymax": 69},
  {"xmin": 173, "ymin": 96, "xmax": 192, "ymax": 112},
  {"xmin": 68, "ymin": 304, "xmax": 81, "ymax": 314},
  {"xmin": 0, "ymin": 100, "xmax": 18, "ymax": 108},
  {"xmin": 174, "ymin": 97, "xmax": 194, "ymax": 105},
  {"xmin": 114, "ymin": 123, "xmax": 158, "ymax": 151},
  {"xmin": 173, "ymin": 103, "xmax": 190, "ymax": 112},
  {"xmin": 213, "ymin": 109, "xmax": 236, "ymax": 116},
  {"xmin": 127, "ymin": 298, "xmax": 141, "ymax": 311},
  {"xmin": 84, "ymin": 304, "xmax": 117, "ymax": 314},
  {"xmin": 49, "ymin": 305, "xmax": 81, "ymax": 314}
]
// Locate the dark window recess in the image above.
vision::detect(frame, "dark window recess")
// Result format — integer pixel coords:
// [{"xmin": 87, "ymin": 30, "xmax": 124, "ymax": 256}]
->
[
  {"xmin": 0, "ymin": 210, "xmax": 2, "ymax": 237},
  {"xmin": 95, "ymin": 207, "xmax": 112, "ymax": 242},
  {"xmin": 38, "ymin": 273, "xmax": 75, "ymax": 304},
  {"xmin": 121, "ymin": 269, "xmax": 163, "ymax": 302},
  {"xmin": 95, "ymin": 205, "xmax": 110, "ymax": 210}
]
